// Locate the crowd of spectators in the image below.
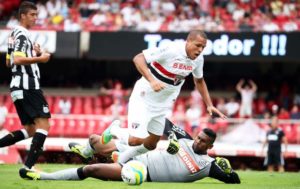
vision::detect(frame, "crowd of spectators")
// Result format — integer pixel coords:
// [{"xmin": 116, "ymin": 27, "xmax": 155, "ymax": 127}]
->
[
  {"xmin": 1, "ymin": 0, "xmax": 300, "ymax": 32},
  {"xmin": 1, "ymin": 77, "xmax": 299, "ymax": 120},
  {"xmin": 1, "ymin": 78, "xmax": 300, "ymax": 142}
]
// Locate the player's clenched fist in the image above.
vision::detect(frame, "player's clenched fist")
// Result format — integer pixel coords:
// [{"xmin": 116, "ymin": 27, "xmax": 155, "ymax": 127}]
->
[{"xmin": 150, "ymin": 79, "xmax": 166, "ymax": 92}]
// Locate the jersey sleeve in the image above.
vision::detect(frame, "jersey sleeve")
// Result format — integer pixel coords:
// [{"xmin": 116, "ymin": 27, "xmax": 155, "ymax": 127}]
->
[
  {"xmin": 209, "ymin": 161, "xmax": 241, "ymax": 184},
  {"xmin": 6, "ymin": 33, "xmax": 14, "ymax": 61},
  {"xmin": 192, "ymin": 55, "xmax": 204, "ymax": 79},
  {"xmin": 142, "ymin": 45, "xmax": 174, "ymax": 64},
  {"xmin": 13, "ymin": 34, "xmax": 27, "ymax": 57},
  {"xmin": 163, "ymin": 118, "xmax": 193, "ymax": 140}
]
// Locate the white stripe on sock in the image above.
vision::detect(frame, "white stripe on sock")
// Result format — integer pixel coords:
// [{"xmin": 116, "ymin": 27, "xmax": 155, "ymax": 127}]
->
[
  {"xmin": 21, "ymin": 129, "xmax": 29, "ymax": 139},
  {"xmin": 36, "ymin": 129, "xmax": 48, "ymax": 136}
]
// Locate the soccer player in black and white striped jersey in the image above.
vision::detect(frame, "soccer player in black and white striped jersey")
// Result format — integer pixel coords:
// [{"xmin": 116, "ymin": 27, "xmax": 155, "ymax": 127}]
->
[{"xmin": 0, "ymin": 1, "xmax": 51, "ymax": 173}]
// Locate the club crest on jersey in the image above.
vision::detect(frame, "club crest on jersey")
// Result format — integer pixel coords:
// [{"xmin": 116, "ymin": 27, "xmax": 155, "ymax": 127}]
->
[
  {"xmin": 174, "ymin": 75, "xmax": 185, "ymax": 85},
  {"xmin": 43, "ymin": 105, "xmax": 49, "ymax": 113},
  {"xmin": 132, "ymin": 122, "xmax": 140, "ymax": 129}
]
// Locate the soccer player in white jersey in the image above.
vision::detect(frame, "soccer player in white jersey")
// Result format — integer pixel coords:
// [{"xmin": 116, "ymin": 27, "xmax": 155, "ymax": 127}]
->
[
  {"xmin": 100, "ymin": 30, "xmax": 226, "ymax": 163},
  {"xmin": 19, "ymin": 125, "xmax": 240, "ymax": 184}
]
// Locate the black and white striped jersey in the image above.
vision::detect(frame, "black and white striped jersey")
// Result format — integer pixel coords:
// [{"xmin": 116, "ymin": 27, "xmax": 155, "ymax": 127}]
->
[{"xmin": 7, "ymin": 25, "xmax": 41, "ymax": 91}]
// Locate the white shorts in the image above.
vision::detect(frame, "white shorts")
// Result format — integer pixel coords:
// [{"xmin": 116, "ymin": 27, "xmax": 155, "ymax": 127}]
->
[{"xmin": 127, "ymin": 90, "xmax": 172, "ymax": 138}]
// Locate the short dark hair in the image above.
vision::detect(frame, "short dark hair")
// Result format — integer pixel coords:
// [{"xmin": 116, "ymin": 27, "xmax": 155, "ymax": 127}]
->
[
  {"xmin": 203, "ymin": 128, "xmax": 217, "ymax": 144},
  {"xmin": 18, "ymin": 1, "xmax": 37, "ymax": 20},
  {"xmin": 187, "ymin": 30, "xmax": 207, "ymax": 41}
]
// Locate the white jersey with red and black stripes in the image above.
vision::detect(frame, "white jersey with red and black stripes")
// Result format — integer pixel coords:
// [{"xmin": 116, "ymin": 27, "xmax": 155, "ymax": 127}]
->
[
  {"xmin": 134, "ymin": 42, "xmax": 204, "ymax": 107},
  {"xmin": 143, "ymin": 42, "xmax": 204, "ymax": 83}
]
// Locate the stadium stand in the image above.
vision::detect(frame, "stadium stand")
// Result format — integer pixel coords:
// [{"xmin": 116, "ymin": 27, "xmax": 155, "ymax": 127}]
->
[
  {"xmin": 1, "ymin": 0, "xmax": 300, "ymax": 32},
  {"xmin": 1, "ymin": 92, "xmax": 300, "ymax": 144}
]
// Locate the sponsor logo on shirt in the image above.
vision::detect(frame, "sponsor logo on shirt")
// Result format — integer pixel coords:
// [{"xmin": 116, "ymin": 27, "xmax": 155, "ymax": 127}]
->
[
  {"xmin": 132, "ymin": 122, "xmax": 140, "ymax": 129},
  {"xmin": 174, "ymin": 75, "xmax": 185, "ymax": 85},
  {"xmin": 178, "ymin": 148, "xmax": 200, "ymax": 174},
  {"xmin": 268, "ymin": 134, "xmax": 279, "ymax": 141},
  {"xmin": 172, "ymin": 63, "xmax": 192, "ymax": 71}
]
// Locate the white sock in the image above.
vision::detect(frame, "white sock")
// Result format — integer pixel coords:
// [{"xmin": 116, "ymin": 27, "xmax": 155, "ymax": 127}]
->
[
  {"xmin": 118, "ymin": 144, "xmax": 149, "ymax": 163},
  {"xmin": 111, "ymin": 127, "xmax": 129, "ymax": 145},
  {"xmin": 82, "ymin": 141, "xmax": 94, "ymax": 157},
  {"xmin": 40, "ymin": 168, "xmax": 80, "ymax": 180}
]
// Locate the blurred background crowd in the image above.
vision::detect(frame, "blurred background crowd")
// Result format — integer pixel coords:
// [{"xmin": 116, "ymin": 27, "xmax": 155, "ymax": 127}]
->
[{"xmin": 1, "ymin": 0, "xmax": 300, "ymax": 32}]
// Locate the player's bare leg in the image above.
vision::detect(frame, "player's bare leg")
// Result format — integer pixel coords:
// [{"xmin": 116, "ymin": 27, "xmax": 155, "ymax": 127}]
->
[
  {"xmin": 267, "ymin": 165, "xmax": 274, "ymax": 172},
  {"xmin": 69, "ymin": 134, "xmax": 118, "ymax": 159},
  {"xmin": 69, "ymin": 120, "xmax": 122, "ymax": 159},
  {"xmin": 24, "ymin": 125, "xmax": 36, "ymax": 137},
  {"xmin": 278, "ymin": 165, "xmax": 285, "ymax": 172},
  {"xmin": 89, "ymin": 134, "xmax": 118, "ymax": 156},
  {"xmin": 83, "ymin": 163, "xmax": 122, "ymax": 181},
  {"xmin": 143, "ymin": 133, "xmax": 160, "ymax": 150},
  {"xmin": 128, "ymin": 135, "xmax": 145, "ymax": 146}
]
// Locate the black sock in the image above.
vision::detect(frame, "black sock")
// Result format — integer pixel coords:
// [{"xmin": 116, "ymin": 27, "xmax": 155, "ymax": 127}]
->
[
  {"xmin": 77, "ymin": 167, "xmax": 87, "ymax": 180},
  {"xmin": 24, "ymin": 132, "xmax": 47, "ymax": 169},
  {"xmin": 0, "ymin": 130, "xmax": 25, "ymax": 147}
]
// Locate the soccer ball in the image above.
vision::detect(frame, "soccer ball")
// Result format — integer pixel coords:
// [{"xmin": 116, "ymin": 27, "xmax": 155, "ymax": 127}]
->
[{"xmin": 121, "ymin": 160, "xmax": 147, "ymax": 185}]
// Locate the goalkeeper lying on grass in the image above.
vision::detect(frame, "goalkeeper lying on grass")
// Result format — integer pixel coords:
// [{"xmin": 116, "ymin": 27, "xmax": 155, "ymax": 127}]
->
[{"xmin": 20, "ymin": 119, "xmax": 240, "ymax": 183}]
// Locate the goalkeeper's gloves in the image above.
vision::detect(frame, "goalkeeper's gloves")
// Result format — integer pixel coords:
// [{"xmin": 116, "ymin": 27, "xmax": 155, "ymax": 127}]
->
[
  {"xmin": 166, "ymin": 131, "xmax": 180, "ymax": 155},
  {"xmin": 216, "ymin": 157, "xmax": 232, "ymax": 174}
]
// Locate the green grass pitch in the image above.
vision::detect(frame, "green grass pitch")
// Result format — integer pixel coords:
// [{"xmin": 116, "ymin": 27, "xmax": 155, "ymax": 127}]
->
[{"xmin": 0, "ymin": 164, "xmax": 299, "ymax": 189}]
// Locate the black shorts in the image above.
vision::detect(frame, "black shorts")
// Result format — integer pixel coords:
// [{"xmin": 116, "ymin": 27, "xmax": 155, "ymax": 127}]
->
[
  {"xmin": 11, "ymin": 89, "xmax": 51, "ymax": 125},
  {"xmin": 264, "ymin": 151, "xmax": 284, "ymax": 166}
]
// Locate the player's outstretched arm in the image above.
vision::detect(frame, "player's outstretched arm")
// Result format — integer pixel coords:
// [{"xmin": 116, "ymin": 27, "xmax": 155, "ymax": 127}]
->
[
  {"xmin": 194, "ymin": 77, "xmax": 227, "ymax": 119},
  {"xmin": 14, "ymin": 52, "xmax": 50, "ymax": 65}
]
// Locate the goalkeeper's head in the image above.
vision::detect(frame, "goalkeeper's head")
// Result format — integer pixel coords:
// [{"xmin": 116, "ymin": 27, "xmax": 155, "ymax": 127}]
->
[{"xmin": 192, "ymin": 128, "xmax": 217, "ymax": 155}]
